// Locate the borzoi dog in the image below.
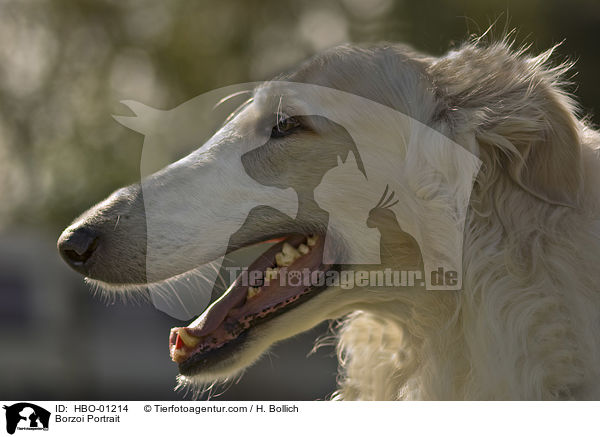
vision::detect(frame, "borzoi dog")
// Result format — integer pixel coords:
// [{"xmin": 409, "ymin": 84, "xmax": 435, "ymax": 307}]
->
[{"xmin": 58, "ymin": 41, "xmax": 600, "ymax": 400}]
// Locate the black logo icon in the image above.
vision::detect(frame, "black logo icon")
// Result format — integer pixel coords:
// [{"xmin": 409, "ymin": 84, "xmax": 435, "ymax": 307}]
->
[{"xmin": 3, "ymin": 403, "xmax": 50, "ymax": 435}]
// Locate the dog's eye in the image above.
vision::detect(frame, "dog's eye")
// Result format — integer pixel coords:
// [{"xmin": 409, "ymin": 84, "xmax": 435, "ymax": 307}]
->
[{"xmin": 271, "ymin": 116, "xmax": 301, "ymax": 138}]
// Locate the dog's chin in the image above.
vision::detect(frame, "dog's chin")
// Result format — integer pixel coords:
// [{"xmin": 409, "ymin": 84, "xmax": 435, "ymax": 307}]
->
[
  {"xmin": 175, "ymin": 282, "xmax": 351, "ymax": 389},
  {"xmin": 86, "ymin": 233, "xmax": 352, "ymax": 385},
  {"xmin": 165, "ymin": 234, "xmax": 360, "ymax": 383}
]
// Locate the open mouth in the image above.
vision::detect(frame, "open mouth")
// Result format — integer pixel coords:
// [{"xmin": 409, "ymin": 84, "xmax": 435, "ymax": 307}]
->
[{"xmin": 168, "ymin": 233, "xmax": 335, "ymax": 376}]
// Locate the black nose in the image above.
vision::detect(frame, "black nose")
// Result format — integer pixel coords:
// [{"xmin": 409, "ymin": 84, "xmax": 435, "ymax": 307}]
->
[{"xmin": 57, "ymin": 226, "xmax": 100, "ymax": 273}]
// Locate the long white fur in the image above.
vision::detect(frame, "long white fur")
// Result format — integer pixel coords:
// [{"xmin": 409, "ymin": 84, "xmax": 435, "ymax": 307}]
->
[
  {"xmin": 103, "ymin": 38, "xmax": 600, "ymax": 400},
  {"xmin": 329, "ymin": 41, "xmax": 600, "ymax": 400},
  {"xmin": 254, "ymin": 40, "xmax": 599, "ymax": 400}
]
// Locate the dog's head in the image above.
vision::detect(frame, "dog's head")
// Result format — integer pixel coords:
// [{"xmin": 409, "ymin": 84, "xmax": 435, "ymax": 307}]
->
[{"xmin": 57, "ymin": 42, "xmax": 582, "ymax": 388}]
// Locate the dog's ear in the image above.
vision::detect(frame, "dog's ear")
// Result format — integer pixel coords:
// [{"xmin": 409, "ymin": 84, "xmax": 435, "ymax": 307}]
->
[
  {"xmin": 477, "ymin": 81, "xmax": 582, "ymax": 208},
  {"xmin": 432, "ymin": 44, "xmax": 583, "ymax": 208}
]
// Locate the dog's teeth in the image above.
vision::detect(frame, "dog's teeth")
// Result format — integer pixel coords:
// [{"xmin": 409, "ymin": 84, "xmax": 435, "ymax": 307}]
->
[
  {"xmin": 282, "ymin": 242, "xmax": 301, "ymax": 259},
  {"xmin": 178, "ymin": 328, "xmax": 200, "ymax": 348},
  {"xmin": 172, "ymin": 348, "xmax": 188, "ymax": 363},
  {"xmin": 275, "ymin": 253, "xmax": 285, "ymax": 266},
  {"xmin": 247, "ymin": 286, "xmax": 261, "ymax": 299},
  {"xmin": 275, "ymin": 252, "xmax": 294, "ymax": 267},
  {"xmin": 307, "ymin": 235, "xmax": 318, "ymax": 247},
  {"xmin": 298, "ymin": 243, "xmax": 310, "ymax": 255}
]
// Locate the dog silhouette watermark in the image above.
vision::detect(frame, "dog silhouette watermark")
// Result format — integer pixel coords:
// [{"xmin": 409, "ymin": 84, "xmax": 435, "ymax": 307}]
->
[
  {"xmin": 115, "ymin": 82, "xmax": 481, "ymax": 320},
  {"xmin": 3, "ymin": 403, "xmax": 50, "ymax": 435}
]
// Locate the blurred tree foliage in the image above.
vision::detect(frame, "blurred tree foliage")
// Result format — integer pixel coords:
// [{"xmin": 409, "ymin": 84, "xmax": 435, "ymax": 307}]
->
[{"xmin": 0, "ymin": 0, "xmax": 598, "ymax": 233}]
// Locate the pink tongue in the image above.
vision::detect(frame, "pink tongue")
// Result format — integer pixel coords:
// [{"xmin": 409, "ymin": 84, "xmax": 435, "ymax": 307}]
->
[{"xmin": 186, "ymin": 235, "xmax": 306, "ymax": 337}]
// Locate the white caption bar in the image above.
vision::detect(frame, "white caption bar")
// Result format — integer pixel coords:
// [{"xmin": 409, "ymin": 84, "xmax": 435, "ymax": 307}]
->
[{"xmin": 1, "ymin": 401, "xmax": 598, "ymax": 436}]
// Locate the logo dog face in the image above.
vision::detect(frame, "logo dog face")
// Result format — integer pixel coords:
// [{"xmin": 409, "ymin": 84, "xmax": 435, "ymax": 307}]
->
[
  {"xmin": 3, "ymin": 403, "xmax": 50, "ymax": 435},
  {"xmin": 57, "ymin": 46, "xmax": 480, "ymax": 387}
]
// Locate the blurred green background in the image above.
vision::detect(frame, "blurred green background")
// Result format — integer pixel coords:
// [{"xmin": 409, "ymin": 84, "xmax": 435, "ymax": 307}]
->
[{"xmin": 0, "ymin": 0, "xmax": 598, "ymax": 400}]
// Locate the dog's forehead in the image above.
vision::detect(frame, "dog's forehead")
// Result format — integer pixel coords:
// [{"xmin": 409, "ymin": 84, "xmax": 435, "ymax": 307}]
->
[
  {"xmin": 251, "ymin": 71, "xmax": 385, "ymax": 122},
  {"xmin": 252, "ymin": 83, "xmax": 308, "ymax": 114},
  {"xmin": 252, "ymin": 49, "xmax": 375, "ymax": 114},
  {"xmin": 252, "ymin": 80, "xmax": 367, "ymax": 124}
]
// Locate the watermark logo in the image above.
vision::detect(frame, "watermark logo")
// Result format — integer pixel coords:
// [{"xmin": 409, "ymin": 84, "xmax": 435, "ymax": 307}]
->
[
  {"xmin": 227, "ymin": 266, "xmax": 458, "ymax": 290},
  {"xmin": 114, "ymin": 81, "xmax": 481, "ymax": 319},
  {"xmin": 3, "ymin": 403, "xmax": 50, "ymax": 434}
]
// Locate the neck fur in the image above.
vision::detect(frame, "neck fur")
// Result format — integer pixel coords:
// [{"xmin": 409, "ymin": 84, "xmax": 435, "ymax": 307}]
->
[{"xmin": 335, "ymin": 158, "xmax": 600, "ymax": 400}]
